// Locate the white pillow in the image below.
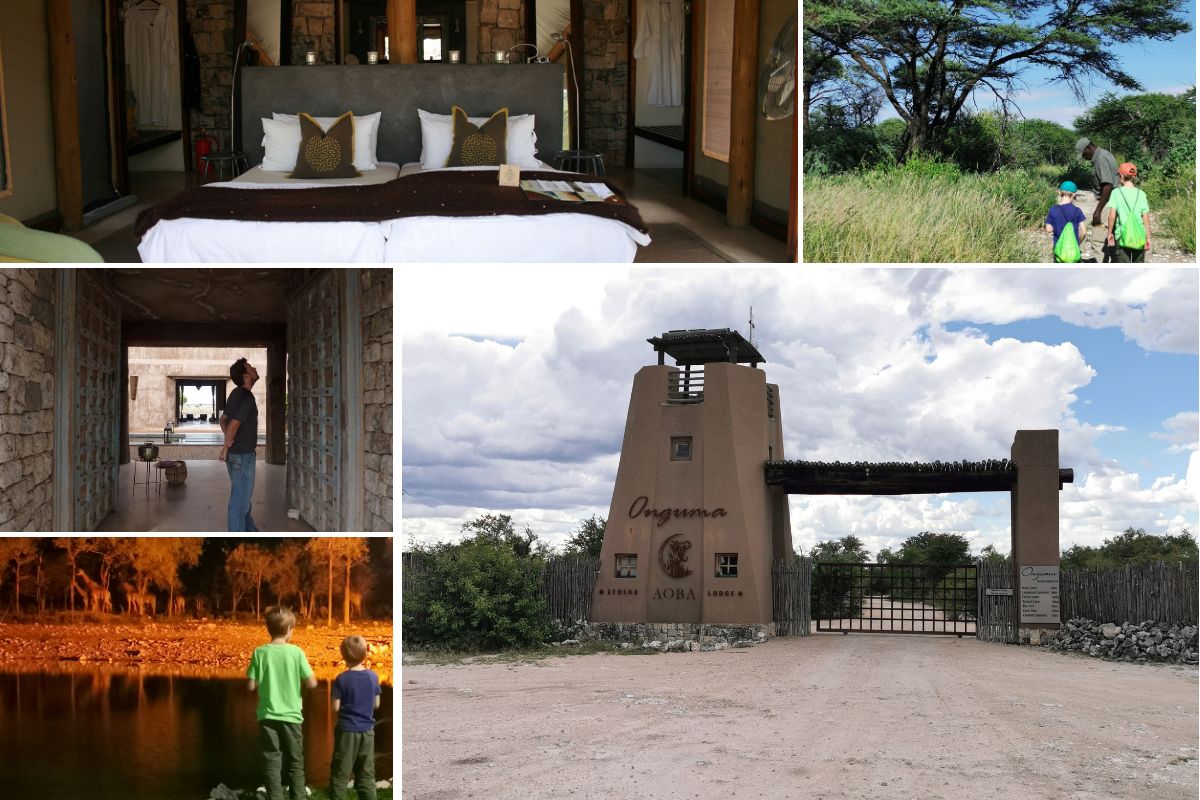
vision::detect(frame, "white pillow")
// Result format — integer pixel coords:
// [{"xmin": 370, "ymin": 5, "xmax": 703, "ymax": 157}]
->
[
  {"xmin": 260, "ymin": 117, "xmax": 303, "ymax": 171},
  {"xmin": 417, "ymin": 109, "xmax": 539, "ymax": 169},
  {"xmin": 270, "ymin": 111, "xmax": 381, "ymax": 171}
]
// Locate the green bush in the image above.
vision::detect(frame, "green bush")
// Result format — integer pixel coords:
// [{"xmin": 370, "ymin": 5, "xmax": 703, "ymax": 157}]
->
[
  {"xmin": 403, "ymin": 523, "xmax": 553, "ymax": 651},
  {"xmin": 1160, "ymin": 191, "xmax": 1196, "ymax": 253}
]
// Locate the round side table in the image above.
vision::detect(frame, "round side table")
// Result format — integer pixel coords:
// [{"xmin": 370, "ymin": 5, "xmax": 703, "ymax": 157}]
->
[
  {"xmin": 554, "ymin": 150, "xmax": 606, "ymax": 177},
  {"xmin": 200, "ymin": 151, "xmax": 250, "ymax": 182}
]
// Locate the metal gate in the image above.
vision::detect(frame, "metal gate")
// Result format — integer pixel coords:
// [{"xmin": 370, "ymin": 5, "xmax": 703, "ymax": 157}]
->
[
  {"xmin": 287, "ymin": 271, "xmax": 341, "ymax": 530},
  {"xmin": 976, "ymin": 559, "xmax": 1017, "ymax": 643},
  {"xmin": 813, "ymin": 562, "xmax": 977, "ymax": 636},
  {"xmin": 74, "ymin": 273, "xmax": 120, "ymax": 531}
]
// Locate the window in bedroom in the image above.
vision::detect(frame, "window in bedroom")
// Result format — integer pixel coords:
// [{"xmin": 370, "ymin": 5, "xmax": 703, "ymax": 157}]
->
[{"xmin": 701, "ymin": 0, "xmax": 733, "ymax": 162}]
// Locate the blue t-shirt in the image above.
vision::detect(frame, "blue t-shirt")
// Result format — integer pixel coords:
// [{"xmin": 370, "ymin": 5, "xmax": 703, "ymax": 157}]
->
[
  {"xmin": 1045, "ymin": 203, "xmax": 1086, "ymax": 246},
  {"xmin": 331, "ymin": 668, "xmax": 380, "ymax": 733}
]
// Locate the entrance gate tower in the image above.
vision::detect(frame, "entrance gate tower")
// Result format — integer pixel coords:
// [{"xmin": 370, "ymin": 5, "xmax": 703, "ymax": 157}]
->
[{"xmin": 590, "ymin": 329, "xmax": 793, "ymax": 625}]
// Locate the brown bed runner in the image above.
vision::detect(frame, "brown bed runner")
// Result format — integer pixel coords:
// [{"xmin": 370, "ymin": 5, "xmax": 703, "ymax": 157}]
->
[{"xmin": 135, "ymin": 170, "xmax": 648, "ymax": 239}]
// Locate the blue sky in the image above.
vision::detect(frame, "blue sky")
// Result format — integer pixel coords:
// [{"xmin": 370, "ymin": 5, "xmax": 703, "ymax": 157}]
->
[
  {"xmin": 875, "ymin": 0, "xmax": 1196, "ymax": 126},
  {"xmin": 402, "ymin": 267, "xmax": 1199, "ymax": 557}
]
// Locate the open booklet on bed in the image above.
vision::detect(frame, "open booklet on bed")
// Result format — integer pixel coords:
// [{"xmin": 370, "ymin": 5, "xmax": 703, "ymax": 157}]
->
[{"xmin": 520, "ymin": 179, "xmax": 623, "ymax": 204}]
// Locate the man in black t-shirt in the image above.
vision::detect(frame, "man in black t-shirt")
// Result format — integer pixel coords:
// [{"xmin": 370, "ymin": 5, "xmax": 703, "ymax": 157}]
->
[{"xmin": 219, "ymin": 357, "xmax": 260, "ymax": 531}]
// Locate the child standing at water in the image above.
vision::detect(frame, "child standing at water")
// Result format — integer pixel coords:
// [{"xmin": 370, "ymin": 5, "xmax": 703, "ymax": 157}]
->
[
  {"xmin": 329, "ymin": 635, "xmax": 381, "ymax": 800},
  {"xmin": 1044, "ymin": 181, "xmax": 1088, "ymax": 263},
  {"xmin": 247, "ymin": 607, "xmax": 317, "ymax": 800}
]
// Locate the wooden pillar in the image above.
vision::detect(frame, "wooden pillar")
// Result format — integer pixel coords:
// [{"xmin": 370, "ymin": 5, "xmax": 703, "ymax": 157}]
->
[
  {"xmin": 266, "ymin": 339, "xmax": 287, "ymax": 465},
  {"xmin": 46, "ymin": 0, "xmax": 84, "ymax": 231},
  {"xmin": 388, "ymin": 0, "xmax": 418, "ymax": 64},
  {"xmin": 1010, "ymin": 430, "xmax": 1063, "ymax": 641},
  {"xmin": 787, "ymin": 110, "xmax": 797, "ymax": 261},
  {"xmin": 726, "ymin": 0, "xmax": 759, "ymax": 228}
]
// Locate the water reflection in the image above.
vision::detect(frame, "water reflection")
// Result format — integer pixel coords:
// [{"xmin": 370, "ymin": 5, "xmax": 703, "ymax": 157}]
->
[{"xmin": 0, "ymin": 668, "xmax": 393, "ymax": 800}]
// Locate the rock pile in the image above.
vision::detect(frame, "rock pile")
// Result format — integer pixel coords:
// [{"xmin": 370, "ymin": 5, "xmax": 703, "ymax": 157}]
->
[
  {"xmin": 1044, "ymin": 618, "xmax": 1198, "ymax": 664},
  {"xmin": 561, "ymin": 621, "xmax": 770, "ymax": 652}
]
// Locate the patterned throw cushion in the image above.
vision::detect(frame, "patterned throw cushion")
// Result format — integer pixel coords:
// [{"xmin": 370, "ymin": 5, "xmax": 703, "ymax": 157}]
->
[
  {"xmin": 446, "ymin": 107, "xmax": 508, "ymax": 167},
  {"xmin": 290, "ymin": 112, "xmax": 360, "ymax": 179}
]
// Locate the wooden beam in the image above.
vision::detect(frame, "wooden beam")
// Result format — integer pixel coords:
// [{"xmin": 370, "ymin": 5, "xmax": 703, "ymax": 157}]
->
[
  {"xmin": 122, "ymin": 321, "xmax": 286, "ymax": 348},
  {"xmin": 764, "ymin": 464, "xmax": 1075, "ymax": 495},
  {"xmin": 266, "ymin": 340, "xmax": 287, "ymax": 466},
  {"xmin": 725, "ymin": 0, "xmax": 759, "ymax": 227},
  {"xmin": 388, "ymin": 0, "xmax": 418, "ymax": 64},
  {"xmin": 46, "ymin": 0, "xmax": 84, "ymax": 230}
]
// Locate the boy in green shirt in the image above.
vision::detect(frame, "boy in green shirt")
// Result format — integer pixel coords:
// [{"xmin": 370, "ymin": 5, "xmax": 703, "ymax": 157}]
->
[
  {"xmin": 247, "ymin": 607, "xmax": 318, "ymax": 800},
  {"xmin": 1104, "ymin": 162, "xmax": 1151, "ymax": 263}
]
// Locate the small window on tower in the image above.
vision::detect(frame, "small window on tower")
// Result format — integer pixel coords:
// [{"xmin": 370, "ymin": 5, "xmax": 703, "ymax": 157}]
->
[
  {"xmin": 616, "ymin": 554, "xmax": 637, "ymax": 578},
  {"xmin": 671, "ymin": 436, "xmax": 693, "ymax": 460},
  {"xmin": 715, "ymin": 553, "xmax": 738, "ymax": 578}
]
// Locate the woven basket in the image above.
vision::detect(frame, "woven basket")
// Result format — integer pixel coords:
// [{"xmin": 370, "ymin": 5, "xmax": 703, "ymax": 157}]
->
[{"xmin": 158, "ymin": 460, "xmax": 188, "ymax": 485}]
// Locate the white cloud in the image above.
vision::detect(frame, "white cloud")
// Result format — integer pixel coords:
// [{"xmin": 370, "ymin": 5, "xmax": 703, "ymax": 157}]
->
[
  {"xmin": 402, "ymin": 268, "xmax": 1199, "ymax": 549},
  {"xmin": 1151, "ymin": 411, "xmax": 1200, "ymax": 454}
]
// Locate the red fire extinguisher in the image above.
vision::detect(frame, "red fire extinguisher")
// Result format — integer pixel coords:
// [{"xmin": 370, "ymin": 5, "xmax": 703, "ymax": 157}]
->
[{"xmin": 194, "ymin": 128, "xmax": 215, "ymax": 178}]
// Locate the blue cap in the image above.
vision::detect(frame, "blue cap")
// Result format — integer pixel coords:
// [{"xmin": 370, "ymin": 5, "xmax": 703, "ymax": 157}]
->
[{"xmin": 1059, "ymin": 181, "xmax": 1077, "ymax": 193}]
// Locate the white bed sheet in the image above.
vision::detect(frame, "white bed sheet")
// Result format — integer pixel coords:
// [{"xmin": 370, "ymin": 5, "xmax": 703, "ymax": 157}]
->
[
  {"xmin": 383, "ymin": 163, "xmax": 651, "ymax": 263},
  {"xmin": 137, "ymin": 161, "xmax": 650, "ymax": 263},
  {"xmin": 136, "ymin": 164, "xmax": 400, "ymax": 263}
]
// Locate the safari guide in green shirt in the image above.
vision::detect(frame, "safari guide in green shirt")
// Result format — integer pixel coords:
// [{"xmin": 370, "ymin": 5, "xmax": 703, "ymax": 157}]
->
[
  {"xmin": 247, "ymin": 606, "xmax": 318, "ymax": 800},
  {"xmin": 1076, "ymin": 137, "xmax": 1120, "ymax": 260}
]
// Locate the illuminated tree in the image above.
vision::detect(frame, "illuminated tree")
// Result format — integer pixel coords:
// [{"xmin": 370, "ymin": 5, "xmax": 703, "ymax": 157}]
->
[
  {"xmin": 265, "ymin": 542, "xmax": 304, "ymax": 609},
  {"xmin": 305, "ymin": 538, "xmax": 370, "ymax": 625},
  {"xmin": 227, "ymin": 544, "xmax": 273, "ymax": 617},
  {"xmin": 54, "ymin": 538, "xmax": 89, "ymax": 612},
  {"xmin": 0, "ymin": 538, "xmax": 38, "ymax": 613}
]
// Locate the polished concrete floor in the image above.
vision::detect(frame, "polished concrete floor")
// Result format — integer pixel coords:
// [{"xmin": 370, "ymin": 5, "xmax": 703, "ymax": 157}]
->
[
  {"xmin": 97, "ymin": 459, "xmax": 313, "ymax": 532},
  {"xmin": 85, "ymin": 167, "xmax": 791, "ymax": 263}
]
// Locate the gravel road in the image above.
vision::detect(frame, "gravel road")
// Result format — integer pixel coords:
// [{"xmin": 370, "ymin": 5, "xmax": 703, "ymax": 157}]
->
[{"xmin": 402, "ymin": 635, "xmax": 1198, "ymax": 799}]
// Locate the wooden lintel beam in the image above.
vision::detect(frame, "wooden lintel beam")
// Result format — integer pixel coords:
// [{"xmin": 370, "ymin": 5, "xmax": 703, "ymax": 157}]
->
[
  {"xmin": 122, "ymin": 321, "xmax": 286, "ymax": 348},
  {"xmin": 763, "ymin": 468, "xmax": 1075, "ymax": 495},
  {"xmin": 725, "ymin": 0, "xmax": 759, "ymax": 228},
  {"xmin": 47, "ymin": 0, "xmax": 84, "ymax": 231}
]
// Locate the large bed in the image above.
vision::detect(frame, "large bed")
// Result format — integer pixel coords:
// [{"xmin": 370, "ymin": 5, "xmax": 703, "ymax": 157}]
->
[{"xmin": 135, "ymin": 65, "xmax": 650, "ymax": 263}]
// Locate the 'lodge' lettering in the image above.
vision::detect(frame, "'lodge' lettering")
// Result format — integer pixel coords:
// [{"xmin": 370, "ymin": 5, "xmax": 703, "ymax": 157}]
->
[{"xmin": 628, "ymin": 495, "xmax": 728, "ymax": 528}]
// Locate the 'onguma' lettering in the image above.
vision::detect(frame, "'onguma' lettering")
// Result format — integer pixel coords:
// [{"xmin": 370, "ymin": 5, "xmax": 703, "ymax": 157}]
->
[{"xmin": 627, "ymin": 495, "xmax": 728, "ymax": 528}]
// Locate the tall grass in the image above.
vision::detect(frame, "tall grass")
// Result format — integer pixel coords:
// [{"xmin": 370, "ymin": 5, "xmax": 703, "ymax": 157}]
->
[
  {"xmin": 805, "ymin": 166, "xmax": 1045, "ymax": 262},
  {"xmin": 1160, "ymin": 191, "xmax": 1196, "ymax": 253}
]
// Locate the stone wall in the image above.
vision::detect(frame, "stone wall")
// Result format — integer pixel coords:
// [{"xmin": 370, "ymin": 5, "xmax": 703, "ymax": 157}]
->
[
  {"xmin": 360, "ymin": 268, "xmax": 393, "ymax": 532},
  {"xmin": 128, "ymin": 346, "xmax": 268, "ymax": 433},
  {"xmin": 185, "ymin": 0, "xmax": 236, "ymax": 150},
  {"xmin": 572, "ymin": 621, "xmax": 772, "ymax": 650},
  {"xmin": 581, "ymin": 0, "xmax": 628, "ymax": 165},
  {"xmin": 0, "ymin": 269, "xmax": 55, "ymax": 532},
  {"xmin": 478, "ymin": 0, "xmax": 526, "ymax": 59},
  {"xmin": 292, "ymin": 1, "xmax": 337, "ymax": 65}
]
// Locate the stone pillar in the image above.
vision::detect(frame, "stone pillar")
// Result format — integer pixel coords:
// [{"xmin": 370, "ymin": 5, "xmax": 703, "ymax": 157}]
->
[
  {"xmin": 479, "ymin": 0, "xmax": 526, "ymax": 59},
  {"xmin": 1010, "ymin": 429, "xmax": 1062, "ymax": 643},
  {"xmin": 53, "ymin": 269, "xmax": 77, "ymax": 531},
  {"xmin": 266, "ymin": 339, "xmax": 286, "ymax": 465},
  {"xmin": 360, "ymin": 268, "xmax": 393, "ymax": 532},
  {"xmin": 580, "ymin": 0, "xmax": 628, "ymax": 165},
  {"xmin": 119, "ymin": 342, "xmax": 129, "ymax": 465}
]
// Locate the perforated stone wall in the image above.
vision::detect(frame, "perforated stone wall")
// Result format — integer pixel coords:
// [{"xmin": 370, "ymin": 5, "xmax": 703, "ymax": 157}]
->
[
  {"xmin": 361, "ymin": 268, "xmax": 393, "ymax": 532},
  {"xmin": 0, "ymin": 269, "xmax": 55, "ymax": 531}
]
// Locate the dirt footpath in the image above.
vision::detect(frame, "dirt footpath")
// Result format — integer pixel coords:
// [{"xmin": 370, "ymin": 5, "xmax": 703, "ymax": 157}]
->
[
  {"xmin": 1028, "ymin": 190, "xmax": 1192, "ymax": 263},
  {"xmin": 402, "ymin": 635, "xmax": 1198, "ymax": 800}
]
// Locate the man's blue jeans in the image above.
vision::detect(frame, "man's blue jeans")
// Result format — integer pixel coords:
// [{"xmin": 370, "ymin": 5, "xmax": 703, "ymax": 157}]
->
[{"xmin": 226, "ymin": 451, "xmax": 258, "ymax": 532}]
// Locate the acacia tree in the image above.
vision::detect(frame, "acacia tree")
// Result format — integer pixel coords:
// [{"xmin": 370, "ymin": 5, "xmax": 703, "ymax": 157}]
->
[
  {"xmin": 54, "ymin": 538, "xmax": 89, "ymax": 611},
  {"xmin": 335, "ymin": 538, "xmax": 369, "ymax": 624},
  {"xmin": 0, "ymin": 538, "xmax": 38, "ymax": 613},
  {"xmin": 265, "ymin": 542, "xmax": 304, "ymax": 609},
  {"xmin": 563, "ymin": 515, "xmax": 606, "ymax": 558},
  {"xmin": 806, "ymin": 0, "xmax": 1190, "ymax": 158}
]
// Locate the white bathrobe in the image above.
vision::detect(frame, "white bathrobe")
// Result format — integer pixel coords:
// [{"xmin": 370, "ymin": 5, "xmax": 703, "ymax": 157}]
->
[
  {"xmin": 633, "ymin": 0, "xmax": 684, "ymax": 107},
  {"xmin": 124, "ymin": 2, "xmax": 179, "ymax": 128}
]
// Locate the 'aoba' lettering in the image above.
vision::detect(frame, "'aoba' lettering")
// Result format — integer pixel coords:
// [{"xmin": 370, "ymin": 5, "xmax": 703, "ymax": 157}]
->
[
  {"xmin": 628, "ymin": 495, "xmax": 727, "ymax": 528},
  {"xmin": 651, "ymin": 587, "xmax": 697, "ymax": 600}
]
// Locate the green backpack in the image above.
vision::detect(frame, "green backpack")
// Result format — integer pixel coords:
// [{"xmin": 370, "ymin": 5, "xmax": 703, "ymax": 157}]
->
[
  {"xmin": 1114, "ymin": 189, "xmax": 1147, "ymax": 250},
  {"xmin": 1052, "ymin": 207, "xmax": 1081, "ymax": 263}
]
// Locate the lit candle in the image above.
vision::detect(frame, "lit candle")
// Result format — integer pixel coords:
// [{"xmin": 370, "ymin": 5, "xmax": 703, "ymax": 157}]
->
[
  {"xmin": 495, "ymin": 50, "xmax": 506, "ymax": 63},
  {"xmin": 367, "ymin": 50, "xmax": 379, "ymax": 64},
  {"xmin": 448, "ymin": 50, "xmax": 461, "ymax": 63},
  {"xmin": 305, "ymin": 51, "xmax": 317, "ymax": 65}
]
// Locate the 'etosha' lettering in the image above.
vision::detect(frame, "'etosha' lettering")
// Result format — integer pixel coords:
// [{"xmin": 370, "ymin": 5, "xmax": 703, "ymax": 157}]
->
[{"xmin": 628, "ymin": 495, "xmax": 728, "ymax": 528}]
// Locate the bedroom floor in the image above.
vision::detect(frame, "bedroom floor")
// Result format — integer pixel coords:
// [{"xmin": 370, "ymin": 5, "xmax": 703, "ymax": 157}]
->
[
  {"xmin": 82, "ymin": 169, "xmax": 790, "ymax": 263},
  {"xmin": 98, "ymin": 460, "xmax": 314, "ymax": 532}
]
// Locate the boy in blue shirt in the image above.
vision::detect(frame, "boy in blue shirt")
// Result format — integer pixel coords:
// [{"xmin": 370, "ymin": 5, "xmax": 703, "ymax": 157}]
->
[
  {"xmin": 329, "ymin": 635, "xmax": 382, "ymax": 800},
  {"xmin": 247, "ymin": 607, "xmax": 317, "ymax": 800},
  {"xmin": 1044, "ymin": 181, "xmax": 1088, "ymax": 263}
]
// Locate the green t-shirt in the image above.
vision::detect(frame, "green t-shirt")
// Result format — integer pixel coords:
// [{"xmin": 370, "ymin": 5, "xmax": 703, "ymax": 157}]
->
[
  {"xmin": 247, "ymin": 642, "xmax": 314, "ymax": 723},
  {"xmin": 1105, "ymin": 187, "xmax": 1149, "ymax": 242}
]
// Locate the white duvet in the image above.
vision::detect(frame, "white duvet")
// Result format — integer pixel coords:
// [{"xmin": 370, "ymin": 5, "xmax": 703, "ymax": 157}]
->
[{"xmin": 136, "ymin": 161, "xmax": 650, "ymax": 263}]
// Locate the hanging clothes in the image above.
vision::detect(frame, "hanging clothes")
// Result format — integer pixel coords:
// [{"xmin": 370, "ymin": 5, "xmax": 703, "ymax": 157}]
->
[
  {"xmin": 633, "ymin": 0, "xmax": 684, "ymax": 107},
  {"xmin": 124, "ymin": 1, "xmax": 179, "ymax": 128}
]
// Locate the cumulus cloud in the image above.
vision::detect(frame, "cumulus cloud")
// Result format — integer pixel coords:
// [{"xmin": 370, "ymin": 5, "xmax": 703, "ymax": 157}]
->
[
  {"xmin": 402, "ymin": 268, "xmax": 1198, "ymax": 548},
  {"xmin": 1152, "ymin": 411, "xmax": 1199, "ymax": 454}
]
